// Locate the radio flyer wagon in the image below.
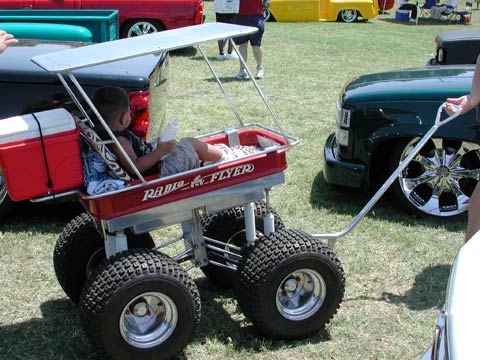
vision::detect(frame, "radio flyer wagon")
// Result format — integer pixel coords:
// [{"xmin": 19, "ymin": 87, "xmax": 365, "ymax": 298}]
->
[{"xmin": 0, "ymin": 23, "xmax": 462, "ymax": 360}]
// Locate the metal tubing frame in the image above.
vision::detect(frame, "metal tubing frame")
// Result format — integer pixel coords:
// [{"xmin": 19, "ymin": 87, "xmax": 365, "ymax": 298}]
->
[
  {"xmin": 312, "ymin": 103, "xmax": 463, "ymax": 248},
  {"xmin": 197, "ymin": 41, "xmax": 293, "ymax": 144},
  {"xmin": 65, "ymin": 72, "xmax": 146, "ymax": 182}
]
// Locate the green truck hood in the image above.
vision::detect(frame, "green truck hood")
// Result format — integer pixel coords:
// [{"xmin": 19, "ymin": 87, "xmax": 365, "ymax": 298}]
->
[{"xmin": 343, "ymin": 66, "xmax": 475, "ymax": 103}]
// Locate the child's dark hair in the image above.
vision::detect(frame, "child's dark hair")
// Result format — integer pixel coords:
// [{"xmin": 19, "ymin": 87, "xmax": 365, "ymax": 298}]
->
[{"xmin": 92, "ymin": 86, "xmax": 129, "ymax": 124}]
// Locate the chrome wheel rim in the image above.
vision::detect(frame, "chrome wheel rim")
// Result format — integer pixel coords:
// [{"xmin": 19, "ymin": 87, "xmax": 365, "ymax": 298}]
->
[
  {"xmin": 120, "ymin": 292, "xmax": 177, "ymax": 348},
  {"xmin": 341, "ymin": 9, "xmax": 357, "ymax": 22},
  {"xmin": 398, "ymin": 138, "xmax": 480, "ymax": 217},
  {"xmin": 263, "ymin": 9, "xmax": 271, "ymax": 21},
  {"xmin": 0, "ymin": 170, "xmax": 7, "ymax": 205},
  {"xmin": 128, "ymin": 22, "xmax": 159, "ymax": 37},
  {"xmin": 276, "ymin": 269, "xmax": 326, "ymax": 321}
]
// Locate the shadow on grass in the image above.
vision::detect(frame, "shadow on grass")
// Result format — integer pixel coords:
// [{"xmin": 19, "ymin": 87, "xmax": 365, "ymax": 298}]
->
[
  {"xmin": 0, "ymin": 277, "xmax": 331, "ymax": 360},
  {"xmin": 378, "ymin": 17, "xmax": 461, "ymax": 26},
  {"xmin": 189, "ymin": 277, "xmax": 331, "ymax": 354},
  {"xmin": 345, "ymin": 264, "xmax": 451, "ymax": 311},
  {"xmin": 309, "ymin": 171, "xmax": 466, "ymax": 233},
  {"xmin": 0, "ymin": 200, "xmax": 82, "ymax": 234},
  {"xmin": 380, "ymin": 264, "xmax": 452, "ymax": 310},
  {"xmin": 0, "ymin": 299, "xmax": 95, "ymax": 360}
]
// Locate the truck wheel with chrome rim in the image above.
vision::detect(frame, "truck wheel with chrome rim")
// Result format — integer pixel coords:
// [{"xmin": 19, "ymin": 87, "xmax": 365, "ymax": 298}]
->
[
  {"xmin": 234, "ymin": 229, "xmax": 345, "ymax": 339},
  {"xmin": 79, "ymin": 249, "xmax": 200, "ymax": 360},
  {"xmin": 389, "ymin": 138, "xmax": 480, "ymax": 218},
  {"xmin": 263, "ymin": 9, "xmax": 271, "ymax": 21},
  {"xmin": 121, "ymin": 19, "xmax": 165, "ymax": 38},
  {"xmin": 338, "ymin": 9, "xmax": 358, "ymax": 22},
  {"xmin": 0, "ymin": 170, "xmax": 16, "ymax": 220}
]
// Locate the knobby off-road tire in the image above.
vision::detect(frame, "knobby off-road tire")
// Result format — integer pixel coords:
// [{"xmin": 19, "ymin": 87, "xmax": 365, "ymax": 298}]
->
[
  {"xmin": 79, "ymin": 249, "xmax": 200, "ymax": 360},
  {"xmin": 200, "ymin": 201, "xmax": 284, "ymax": 289},
  {"xmin": 53, "ymin": 212, "xmax": 155, "ymax": 305},
  {"xmin": 235, "ymin": 228, "xmax": 345, "ymax": 339}
]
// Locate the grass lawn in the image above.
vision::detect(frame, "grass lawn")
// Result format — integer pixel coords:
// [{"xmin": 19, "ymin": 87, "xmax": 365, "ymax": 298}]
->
[{"xmin": 0, "ymin": 3, "xmax": 477, "ymax": 359}]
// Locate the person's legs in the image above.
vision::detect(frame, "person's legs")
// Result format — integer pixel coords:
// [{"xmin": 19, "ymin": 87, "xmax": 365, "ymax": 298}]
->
[
  {"xmin": 187, "ymin": 137, "xmax": 223, "ymax": 162},
  {"xmin": 410, "ymin": 4, "xmax": 417, "ymax": 19},
  {"xmin": 252, "ymin": 45, "xmax": 264, "ymax": 79},
  {"xmin": 235, "ymin": 42, "xmax": 249, "ymax": 79},
  {"xmin": 248, "ymin": 15, "xmax": 265, "ymax": 78},
  {"xmin": 399, "ymin": 3, "xmax": 417, "ymax": 19},
  {"xmin": 217, "ymin": 40, "xmax": 226, "ymax": 59},
  {"xmin": 252, "ymin": 45, "xmax": 263, "ymax": 68},
  {"xmin": 216, "ymin": 13, "xmax": 235, "ymax": 59},
  {"xmin": 225, "ymin": 13, "xmax": 237, "ymax": 57},
  {"xmin": 465, "ymin": 182, "xmax": 480, "ymax": 241},
  {"xmin": 225, "ymin": 39, "xmax": 239, "ymax": 59},
  {"xmin": 238, "ymin": 42, "xmax": 248, "ymax": 69}
]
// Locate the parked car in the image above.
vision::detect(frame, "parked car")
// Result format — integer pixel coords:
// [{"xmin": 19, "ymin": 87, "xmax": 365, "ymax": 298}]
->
[
  {"xmin": 323, "ymin": 65, "xmax": 479, "ymax": 219},
  {"xmin": 428, "ymin": 29, "xmax": 480, "ymax": 66},
  {"xmin": 0, "ymin": 0, "xmax": 204, "ymax": 38},
  {"xmin": 0, "ymin": 9, "xmax": 119, "ymax": 42},
  {"xmin": 378, "ymin": 0, "xmax": 394, "ymax": 11},
  {"xmin": 264, "ymin": 0, "xmax": 378, "ymax": 23},
  {"xmin": 422, "ymin": 231, "xmax": 480, "ymax": 360},
  {"xmin": 0, "ymin": 39, "xmax": 168, "ymax": 220}
]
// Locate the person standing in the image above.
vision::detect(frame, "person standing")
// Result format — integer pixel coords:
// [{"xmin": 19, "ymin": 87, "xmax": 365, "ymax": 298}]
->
[
  {"xmin": 444, "ymin": 54, "xmax": 480, "ymax": 241},
  {"xmin": 232, "ymin": 0, "xmax": 265, "ymax": 80},
  {"xmin": 214, "ymin": 0, "xmax": 240, "ymax": 60},
  {"xmin": 396, "ymin": 0, "xmax": 418, "ymax": 22}
]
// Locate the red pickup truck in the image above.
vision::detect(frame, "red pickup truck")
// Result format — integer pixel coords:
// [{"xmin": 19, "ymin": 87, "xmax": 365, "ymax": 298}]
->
[{"xmin": 0, "ymin": 0, "xmax": 204, "ymax": 37}]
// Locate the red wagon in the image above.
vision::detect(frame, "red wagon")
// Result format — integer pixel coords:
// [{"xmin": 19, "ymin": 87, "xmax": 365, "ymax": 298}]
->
[
  {"xmin": 0, "ymin": 22, "xmax": 464, "ymax": 360},
  {"xmin": 0, "ymin": 23, "xmax": 345, "ymax": 359}
]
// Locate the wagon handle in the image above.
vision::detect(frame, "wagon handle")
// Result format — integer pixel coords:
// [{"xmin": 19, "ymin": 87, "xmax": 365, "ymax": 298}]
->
[{"xmin": 312, "ymin": 102, "xmax": 463, "ymax": 248}]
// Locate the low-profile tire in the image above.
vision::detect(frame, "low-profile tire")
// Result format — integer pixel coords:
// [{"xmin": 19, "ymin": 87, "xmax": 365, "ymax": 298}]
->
[
  {"xmin": 121, "ymin": 19, "xmax": 164, "ymax": 38},
  {"xmin": 0, "ymin": 171, "xmax": 17, "ymax": 220},
  {"xmin": 79, "ymin": 249, "xmax": 200, "ymax": 360},
  {"xmin": 200, "ymin": 201, "xmax": 284, "ymax": 289},
  {"xmin": 235, "ymin": 228, "xmax": 345, "ymax": 339},
  {"xmin": 338, "ymin": 9, "xmax": 358, "ymax": 22},
  {"xmin": 388, "ymin": 138, "xmax": 480, "ymax": 219},
  {"xmin": 53, "ymin": 212, "xmax": 155, "ymax": 305}
]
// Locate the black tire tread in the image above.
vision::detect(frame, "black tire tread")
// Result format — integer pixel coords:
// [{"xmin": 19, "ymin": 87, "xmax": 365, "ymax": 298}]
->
[
  {"xmin": 200, "ymin": 201, "xmax": 285, "ymax": 289},
  {"xmin": 235, "ymin": 228, "xmax": 345, "ymax": 339},
  {"xmin": 201, "ymin": 200, "xmax": 284, "ymax": 231},
  {"xmin": 54, "ymin": 212, "xmax": 154, "ymax": 304},
  {"xmin": 79, "ymin": 249, "xmax": 200, "ymax": 360}
]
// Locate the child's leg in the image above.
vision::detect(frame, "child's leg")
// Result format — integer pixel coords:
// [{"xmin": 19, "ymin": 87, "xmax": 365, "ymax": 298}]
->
[{"xmin": 187, "ymin": 137, "xmax": 223, "ymax": 162}]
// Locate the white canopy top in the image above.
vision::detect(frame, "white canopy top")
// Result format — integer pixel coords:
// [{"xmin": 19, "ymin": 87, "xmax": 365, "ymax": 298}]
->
[{"xmin": 31, "ymin": 23, "xmax": 257, "ymax": 72}]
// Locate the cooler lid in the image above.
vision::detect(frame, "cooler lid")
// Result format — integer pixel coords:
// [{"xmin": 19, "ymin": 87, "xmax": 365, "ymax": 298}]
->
[{"xmin": 0, "ymin": 108, "xmax": 76, "ymax": 145}]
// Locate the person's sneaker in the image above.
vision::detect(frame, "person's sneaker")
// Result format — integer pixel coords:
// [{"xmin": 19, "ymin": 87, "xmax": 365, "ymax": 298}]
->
[
  {"xmin": 216, "ymin": 53, "xmax": 226, "ymax": 61},
  {"xmin": 235, "ymin": 69, "xmax": 249, "ymax": 80},
  {"xmin": 409, "ymin": 18, "xmax": 417, "ymax": 23},
  {"xmin": 225, "ymin": 52, "xmax": 239, "ymax": 60},
  {"xmin": 256, "ymin": 65, "xmax": 265, "ymax": 79}
]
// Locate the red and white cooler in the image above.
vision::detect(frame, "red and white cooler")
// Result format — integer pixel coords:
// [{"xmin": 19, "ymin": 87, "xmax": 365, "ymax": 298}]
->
[{"xmin": 0, "ymin": 108, "xmax": 83, "ymax": 201}]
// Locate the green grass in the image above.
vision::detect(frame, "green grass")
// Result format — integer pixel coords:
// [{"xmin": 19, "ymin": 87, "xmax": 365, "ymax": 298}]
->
[{"xmin": 0, "ymin": 3, "xmax": 477, "ymax": 359}]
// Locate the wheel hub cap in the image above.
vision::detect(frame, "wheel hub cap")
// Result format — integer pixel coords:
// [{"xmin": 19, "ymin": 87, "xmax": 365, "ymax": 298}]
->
[
  {"xmin": 399, "ymin": 138, "xmax": 480, "ymax": 217},
  {"xmin": 120, "ymin": 292, "xmax": 177, "ymax": 349},
  {"xmin": 276, "ymin": 269, "xmax": 326, "ymax": 321},
  {"xmin": 437, "ymin": 166, "xmax": 449, "ymax": 178}
]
